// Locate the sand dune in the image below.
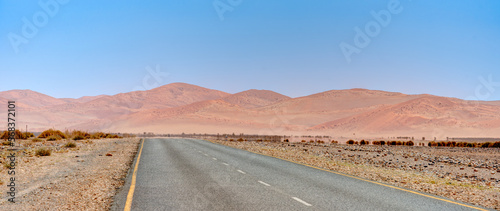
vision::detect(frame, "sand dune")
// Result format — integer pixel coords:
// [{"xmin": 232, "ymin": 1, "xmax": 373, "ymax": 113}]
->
[
  {"xmin": 0, "ymin": 90, "xmax": 68, "ymax": 107},
  {"xmin": 60, "ymin": 95, "xmax": 108, "ymax": 104},
  {"xmin": 311, "ymin": 95, "xmax": 500, "ymax": 137},
  {"xmin": 221, "ymin": 89, "xmax": 291, "ymax": 108},
  {"xmin": 3, "ymin": 83, "xmax": 500, "ymax": 137}
]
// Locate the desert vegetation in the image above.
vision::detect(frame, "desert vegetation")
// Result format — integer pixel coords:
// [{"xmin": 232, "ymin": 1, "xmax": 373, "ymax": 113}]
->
[
  {"xmin": 0, "ymin": 129, "xmax": 34, "ymax": 140},
  {"xmin": 31, "ymin": 129, "xmax": 125, "ymax": 141},
  {"xmin": 37, "ymin": 129, "xmax": 68, "ymax": 139},
  {"xmin": 332, "ymin": 139, "xmax": 499, "ymax": 148},
  {"xmin": 0, "ymin": 129, "xmax": 140, "ymax": 210},
  {"xmin": 64, "ymin": 142, "xmax": 77, "ymax": 148},
  {"xmin": 428, "ymin": 141, "xmax": 500, "ymax": 148},
  {"xmin": 35, "ymin": 147, "xmax": 52, "ymax": 156}
]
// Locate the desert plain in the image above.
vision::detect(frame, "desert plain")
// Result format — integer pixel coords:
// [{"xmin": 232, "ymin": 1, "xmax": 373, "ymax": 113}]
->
[{"xmin": 1, "ymin": 82, "xmax": 500, "ymax": 210}]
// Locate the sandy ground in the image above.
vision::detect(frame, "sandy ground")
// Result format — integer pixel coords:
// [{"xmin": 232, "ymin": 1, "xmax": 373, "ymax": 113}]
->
[
  {"xmin": 0, "ymin": 138, "xmax": 140, "ymax": 211},
  {"xmin": 212, "ymin": 140, "xmax": 500, "ymax": 210}
]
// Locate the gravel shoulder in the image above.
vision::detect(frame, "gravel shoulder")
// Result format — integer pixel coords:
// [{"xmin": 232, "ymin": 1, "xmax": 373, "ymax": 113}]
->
[
  {"xmin": 211, "ymin": 140, "xmax": 500, "ymax": 210},
  {"xmin": 0, "ymin": 138, "xmax": 141, "ymax": 211}
]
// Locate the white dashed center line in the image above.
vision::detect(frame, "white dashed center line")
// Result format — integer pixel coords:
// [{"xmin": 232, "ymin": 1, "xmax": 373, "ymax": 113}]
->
[
  {"xmin": 222, "ymin": 163, "xmax": 229, "ymax": 166},
  {"xmin": 203, "ymin": 154, "xmax": 208, "ymax": 156},
  {"xmin": 212, "ymin": 157, "xmax": 217, "ymax": 160},
  {"xmin": 292, "ymin": 197, "xmax": 312, "ymax": 207},
  {"xmin": 258, "ymin": 181, "xmax": 271, "ymax": 187},
  {"xmin": 237, "ymin": 170, "xmax": 246, "ymax": 174}
]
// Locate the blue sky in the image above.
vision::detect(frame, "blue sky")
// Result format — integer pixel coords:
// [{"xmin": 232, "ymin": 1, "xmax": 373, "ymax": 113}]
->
[{"xmin": 1, "ymin": 0, "xmax": 499, "ymax": 100}]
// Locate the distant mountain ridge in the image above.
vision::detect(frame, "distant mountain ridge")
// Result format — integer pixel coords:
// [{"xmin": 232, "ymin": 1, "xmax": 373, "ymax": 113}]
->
[{"xmin": 1, "ymin": 83, "xmax": 499, "ymax": 138}]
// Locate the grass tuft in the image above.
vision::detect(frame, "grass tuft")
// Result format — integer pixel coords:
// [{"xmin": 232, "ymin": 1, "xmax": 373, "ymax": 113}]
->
[
  {"xmin": 32, "ymin": 138, "xmax": 43, "ymax": 142},
  {"xmin": 38, "ymin": 129, "xmax": 67, "ymax": 139},
  {"xmin": 36, "ymin": 148, "xmax": 51, "ymax": 156},
  {"xmin": 72, "ymin": 135, "xmax": 85, "ymax": 141},
  {"xmin": 64, "ymin": 142, "xmax": 77, "ymax": 148},
  {"xmin": 46, "ymin": 135, "xmax": 62, "ymax": 141}
]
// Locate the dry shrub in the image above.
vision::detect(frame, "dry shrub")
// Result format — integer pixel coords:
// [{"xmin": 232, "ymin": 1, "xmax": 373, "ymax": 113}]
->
[
  {"xmin": 88, "ymin": 132, "xmax": 122, "ymax": 139},
  {"xmin": 91, "ymin": 132, "xmax": 106, "ymax": 139},
  {"xmin": 36, "ymin": 148, "xmax": 51, "ymax": 156},
  {"xmin": 347, "ymin": 140, "xmax": 355, "ymax": 145},
  {"xmin": 32, "ymin": 138, "xmax": 43, "ymax": 142},
  {"xmin": 64, "ymin": 142, "xmax": 77, "ymax": 148},
  {"xmin": 38, "ymin": 129, "xmax": 67, "ymax": 139},
  {"xmin": 68, "ymin": 130, "xmax": 90, "ymax": 139},
  {"xmin": 428, "ymin": 141, "xmax": 482, "ymax": 148},
  {"xmin": 4, "ymin": 161, "xmax": 14, "ymax": 169},
  {"xmin": 1, "ymin": 130, "xmax": 29, "ymax": 140},
  {"xmin": 46, "ymin": 135, "xmax": 62, "ymax": 141},
  {"xmin": 106, "ymin": 134, "xmax": 120, "ymax": 138},
  {"xmin": 72, "ymin": 135, "xmax": 85, "ymax": 140},
  {"xmin": 481, "ymin": 142, "xmax": 492, "ymax": 148}
]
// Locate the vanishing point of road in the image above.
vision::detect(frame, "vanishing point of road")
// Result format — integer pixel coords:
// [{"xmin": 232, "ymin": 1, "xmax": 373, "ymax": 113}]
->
[{"xmin": 112, "ymin": 138, "xmax": 491, "ymax": 211}]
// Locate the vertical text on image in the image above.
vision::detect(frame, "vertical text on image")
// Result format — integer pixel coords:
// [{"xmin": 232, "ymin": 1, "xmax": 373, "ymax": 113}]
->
[{"xmin": 6, "ymin": 101, "xmax": 17, "ymax": 203}]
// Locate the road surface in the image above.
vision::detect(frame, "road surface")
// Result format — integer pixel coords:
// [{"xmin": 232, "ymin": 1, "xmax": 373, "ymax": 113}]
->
[{"xmin": 112, "ymin": 138, "xmax": 490, "ymax": 211}]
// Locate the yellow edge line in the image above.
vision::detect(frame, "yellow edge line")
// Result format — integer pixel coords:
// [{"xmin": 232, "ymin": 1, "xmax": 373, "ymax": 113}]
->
[
  {"xmin": 206, "ymin": 140, "xmax": 488, "ymax": 211},
  {"xmin": 124, "ymin": 138, "xmax": 145, "ymax": 211}
]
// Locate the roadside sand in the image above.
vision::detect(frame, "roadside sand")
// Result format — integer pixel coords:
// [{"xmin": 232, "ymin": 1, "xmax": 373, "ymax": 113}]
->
[
  {"xmin": 0, "ymin": 138, "xmax": 140, "ymax": 211},
  {"xmin": 212, "ymin": 140, "xmax": 500, "ymax": 210}
]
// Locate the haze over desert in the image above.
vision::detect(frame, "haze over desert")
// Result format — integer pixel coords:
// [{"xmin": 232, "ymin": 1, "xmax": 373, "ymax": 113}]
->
[{"xmin": 2, "ymin": 82, "xmax": 499, "ymax": 139}]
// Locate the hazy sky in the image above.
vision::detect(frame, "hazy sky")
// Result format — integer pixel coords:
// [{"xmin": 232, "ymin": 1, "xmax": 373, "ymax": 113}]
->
[{"xmin": 1, "ymin": 0, "xmax": 499, "ymax": 100}]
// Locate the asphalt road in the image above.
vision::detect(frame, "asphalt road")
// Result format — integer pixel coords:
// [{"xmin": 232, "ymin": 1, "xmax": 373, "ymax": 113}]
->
[{"xmin": 112, "ymin": 138, "xmax": 491, "ymax": 211}]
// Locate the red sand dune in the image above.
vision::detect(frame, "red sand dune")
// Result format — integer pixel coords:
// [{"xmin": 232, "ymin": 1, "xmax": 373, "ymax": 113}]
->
[
  {"xmin": 221, "ymin": 89, "xmax": 291, "ymax": 108},
  {"xmin": 311, "ymin": 95, "xmax": 500, "ymax": 138},
  {"xmin": 2, "ymin": 83, "xmax": 500, "ymax": 137},
  {"xmin": 0, "ymin": 90, "xmax": 68, "ymax": 107}
]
